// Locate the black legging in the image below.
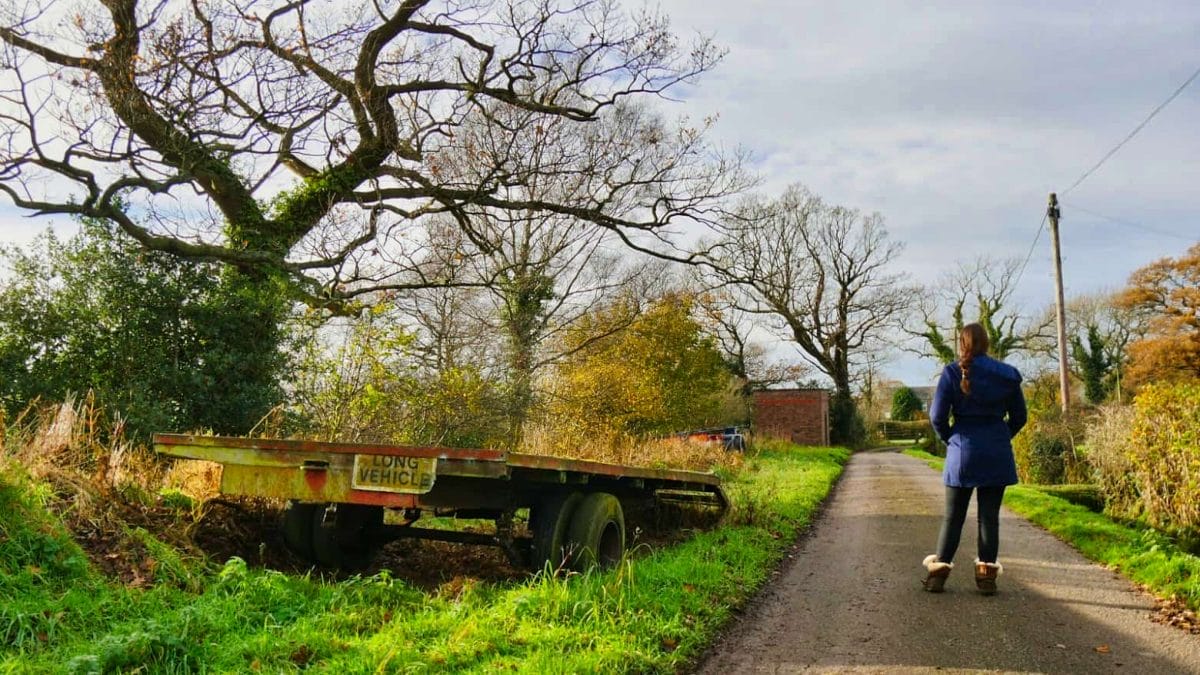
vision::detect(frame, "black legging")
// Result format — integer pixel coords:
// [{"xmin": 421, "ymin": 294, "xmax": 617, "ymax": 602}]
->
[{"xmin": 936, "ymin": 485, "xmax": 1006, "ymax": 564}]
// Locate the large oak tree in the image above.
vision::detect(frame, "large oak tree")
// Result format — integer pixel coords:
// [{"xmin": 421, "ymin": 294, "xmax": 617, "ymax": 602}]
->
[
  {"xmin": 0, "ymin": 1, "xmax": 745, "ymax": 429},
  {"xmin": 0, "ymin": 0, "xmax": 744, "ymax": 304}
]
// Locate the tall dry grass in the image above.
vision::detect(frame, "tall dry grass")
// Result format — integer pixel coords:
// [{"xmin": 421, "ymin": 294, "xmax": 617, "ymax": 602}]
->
[
  {"xmin": 2, "ymin": 394, "xmax": 142, "ymax": 513},
  {"xmin": 519, "ymin": 424, "xmax": 743, "ymax": 474},
  {"xmin": 0, "ymin": 395, "xmax": 225, "ymax": 581}
]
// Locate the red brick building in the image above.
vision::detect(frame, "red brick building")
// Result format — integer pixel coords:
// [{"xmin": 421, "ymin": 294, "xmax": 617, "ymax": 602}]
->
[{"xmin": 752, "ymin": 388, "xmax": 830, "ymax": 446}]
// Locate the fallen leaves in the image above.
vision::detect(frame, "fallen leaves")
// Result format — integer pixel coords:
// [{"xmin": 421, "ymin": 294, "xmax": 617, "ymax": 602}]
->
[{"xmin": 1150, "ymin": 594, "xmax": 1200, "ymax": 634}]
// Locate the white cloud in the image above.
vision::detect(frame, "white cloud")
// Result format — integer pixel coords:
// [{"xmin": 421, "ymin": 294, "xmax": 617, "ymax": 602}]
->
[{"xmin": 655, "ymin": 0, "xmax": 1200, "ymax": 382}]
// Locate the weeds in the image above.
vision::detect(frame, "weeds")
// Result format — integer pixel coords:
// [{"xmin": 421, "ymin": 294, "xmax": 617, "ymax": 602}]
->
[
  {"xmin": 520, "ymin": 425, "xmax": 743, "ymax": 474},
  {"xmin": 0, "ymin": 397, "xmax": 213, "ymax": 592}
]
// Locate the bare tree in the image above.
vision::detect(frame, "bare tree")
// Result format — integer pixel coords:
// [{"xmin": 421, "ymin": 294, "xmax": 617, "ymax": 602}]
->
[
  {"xmin": 0, "ymin": 0, "xmax": 747, "ymax": 306},
  {"xmin": 695, "ymin": 285, "xmax": 810, "ymax": 392},
  {"xmin": 706, "ymin": 184, "xmax": 910, "ymax": 443},
  {"xmin": 392, "ymin": 207, "xmax": 664, "ymax": 439},
  {"xmin": 391, "ymin": 220, "xmax": 496, "ymax": 376},
  {"xmin": 907, "ymin": 256, "xmax": 1050, "ymax": 364},
  {"xmin": 1056, "ymin": 291, "xmax": 1146, "ymax": 403}
]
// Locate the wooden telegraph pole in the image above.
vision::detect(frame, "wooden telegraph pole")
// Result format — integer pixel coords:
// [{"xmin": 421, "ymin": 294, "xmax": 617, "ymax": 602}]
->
[{"xmin": 1047, "ymin": 193, "xmax": 1070, "ymax": 415}]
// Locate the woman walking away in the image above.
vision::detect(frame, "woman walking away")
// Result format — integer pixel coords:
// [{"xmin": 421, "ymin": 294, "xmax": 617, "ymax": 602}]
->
[{"xmin": 922, "ymin": 322, "xmax": 1027, "ymax": 595}]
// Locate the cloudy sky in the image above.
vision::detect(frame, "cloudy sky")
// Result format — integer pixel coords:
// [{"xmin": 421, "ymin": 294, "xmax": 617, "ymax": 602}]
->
[
  {"xmin": 1, "ymin": 1, "xmax": 1197, "ymax": 384},
  {"xmin": 653, "ymin": 0, "xmax": 1200, "ymax": 381}
]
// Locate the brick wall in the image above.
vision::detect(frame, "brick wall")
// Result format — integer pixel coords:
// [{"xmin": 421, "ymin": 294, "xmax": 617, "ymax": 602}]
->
[{"xmin": 752, "ymin": 389, "xmax": 830, "ymax": 446}]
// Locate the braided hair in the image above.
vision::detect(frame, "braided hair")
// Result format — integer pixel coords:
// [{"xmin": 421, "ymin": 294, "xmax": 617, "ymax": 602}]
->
[{"xmin": 958, "ymin": 323, "xmax": 989, "ymax": 395}]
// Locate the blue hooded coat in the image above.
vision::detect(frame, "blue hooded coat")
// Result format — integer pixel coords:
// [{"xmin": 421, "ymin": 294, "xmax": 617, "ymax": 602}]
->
[{"xmin": 929, "ymin": 354, "xmax": 1027, "ymax": 487}]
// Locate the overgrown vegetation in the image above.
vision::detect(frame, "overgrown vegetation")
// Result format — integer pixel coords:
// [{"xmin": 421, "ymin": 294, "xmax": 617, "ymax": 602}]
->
[
  {"xmin": 1083, "ymin": 381, "xmax": 1200, "ymax": 548},
  {"xmin": 0, "ymin": 407, "xmax": 847, "ymax": 672},
  {"xmin": 1010, "ymin": 373, "xmax": 1088, "ymax": 485},
  {"xmin": 543, "ymin": 294, "xmax": 734, "ymax": 441},
  {"xmin": 289, "ymin": 307, "xmax": 509, "ymax": 448}
]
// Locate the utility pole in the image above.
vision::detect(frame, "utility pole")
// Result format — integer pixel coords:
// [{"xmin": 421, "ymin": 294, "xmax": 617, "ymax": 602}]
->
[{"xmin": 1047, "ymin": 193, "xmax": 1070, "ymax": 415}]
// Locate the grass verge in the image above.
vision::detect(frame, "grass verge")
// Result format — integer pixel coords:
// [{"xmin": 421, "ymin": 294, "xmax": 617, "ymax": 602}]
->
[
  {"xmin": 2, "ymin": 444, "xmax": 847, "ymax": 673},
  {"xmin": 902, "ymin": 448, "xmax": 1200, "ymax": 611}
]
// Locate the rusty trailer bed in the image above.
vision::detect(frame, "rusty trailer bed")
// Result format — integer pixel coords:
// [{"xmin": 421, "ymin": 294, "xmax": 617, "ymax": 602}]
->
[
  {"xmin": 153, "ymin": 433, "xmax": 726, "ymax": 512},
  {"xmin": 154, "ymin": 433, "xmax": 727, "ymax": 571}
]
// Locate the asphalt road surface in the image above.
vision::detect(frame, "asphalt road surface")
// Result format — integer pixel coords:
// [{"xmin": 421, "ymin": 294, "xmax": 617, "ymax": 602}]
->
[{"xmin": 698, "ymin": 450, "xmax": 1200, "ymax": 674}]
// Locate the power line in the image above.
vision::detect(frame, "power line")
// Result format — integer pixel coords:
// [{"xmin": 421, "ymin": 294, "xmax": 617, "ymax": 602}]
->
[
  {"xmin": 1012, "ymin": 212, "xmax": 1048, "ymax": 290},
  {"xmin": 1013, "ymin": 60, "xmax": 1200, "ymax": 290},
  {"xmin": 1062, "ymin": 62, "xmax": 1200, "ymax": 197},
  {"xmin": 1065, "ymin": 201, "xmax": 1197, "ymax": 242}
]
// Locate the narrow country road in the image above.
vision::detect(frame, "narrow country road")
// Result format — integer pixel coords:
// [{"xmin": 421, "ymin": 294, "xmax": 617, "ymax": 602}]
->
[{"xmin": 698, "ymin": 450, "xmax": 1200, "ymax": 674}]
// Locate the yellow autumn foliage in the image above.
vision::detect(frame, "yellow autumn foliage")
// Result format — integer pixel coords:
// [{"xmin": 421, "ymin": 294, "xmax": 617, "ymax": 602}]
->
[
  {"xmin": 529, "ymin": 293, "xmax": 742, "ymax": 472},
  {"xmin": 1126, "ymin": 380, "xmax": 1200, "ymax": 533},
  {"xmin": 544, "ymin": 293, "xmax": 732, "ymax": 438},
  {"xmin": 1086, "ymin": 380, "xmax": 1200, "ymax": 541}
]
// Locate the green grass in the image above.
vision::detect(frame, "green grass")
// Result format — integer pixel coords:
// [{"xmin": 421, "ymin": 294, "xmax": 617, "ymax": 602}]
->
[
  {"xmin": 902, "ymin": 448, "xmax": 1200, "ymax": 611},
  {"xmin": 1, "ymin": 445, "xmax": 848, "ymax": 673}
]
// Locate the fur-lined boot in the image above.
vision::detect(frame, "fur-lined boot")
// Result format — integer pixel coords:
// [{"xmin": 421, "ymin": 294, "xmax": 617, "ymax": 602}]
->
[
  {"xmin": 974, "ymin": 560, "xmax": 1002, "ymax": 595},
  {"xmin": 922, "ymin": 554, "xmax": 953, "ymax": 593}
]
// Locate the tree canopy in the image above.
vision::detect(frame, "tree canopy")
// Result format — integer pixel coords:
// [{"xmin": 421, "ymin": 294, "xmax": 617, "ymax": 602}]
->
[
  {"xmin": 890, "ymin": 386, "xmax": 923, "ymax": 421},
  {"xmin": 907, "ymin": 257, "xmax": 1048, "ymax": 364},
  {"xmin": 1119, "ymin": 242, "xmax": 1200, "ymax": 387},
  {"xmin": 705, "ymin": 184, "xmax": 909, "ymax": 444},
  {"xmin": 0, "ymin": 0, "xmax": 747, "ymax": 307},
  {"xmin": 0, "ymin": 223, "xmax": 286, "ymax": 437},
  {"xmin": 546, "ymin": 293, "xmax": 731, "ymax": 437}
]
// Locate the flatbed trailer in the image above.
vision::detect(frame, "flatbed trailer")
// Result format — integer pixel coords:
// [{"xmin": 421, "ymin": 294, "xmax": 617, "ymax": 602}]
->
[{"xmin": 153, "ymin": 434, "xmax": 728, "ymax": 572}]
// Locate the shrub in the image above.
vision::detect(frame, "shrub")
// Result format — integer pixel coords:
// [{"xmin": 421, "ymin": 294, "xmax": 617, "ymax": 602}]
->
[
  {"xmin": 1126, "ymin": 381, "xmax": 1200, "ymax": 538},
  {"xmin": 1011, "ymin": 373, "xmax": 1090, "ymax": 485},
  {"xmin": 1012, "ymin": 408, "xmax": 1088, "ymax": 485},
  {"xmin": 1013, "ymin": 425, "xmax": 1067, "ymax": 484},
  {"xmin": 1028, "ymin": 484, "xmax": 1105, "ymax": 512},
  {"xmin": 546, "ymin": 295, "xmax": 731, "ymax": 438},
  {"xmin": 917, "ymin": 431, "xmax": 946, "ymax": 458},
  {"xmin": 889, "ymin": 387, "xmax": 923, "ymax": 421},
  {"xmin": 290, "ymin": 312, "xmax": 509, "ymax": 448},
  {"xmin": 1084, "ymin": 404, "xmax": 1139, "ymax": 517},
  {"xmin": 0, "ymin": 223, "xmax": 288, "ymax": 441},
  {"xmin": 829, "ymin": 393, "xmax": 866, "ymax": 448}
]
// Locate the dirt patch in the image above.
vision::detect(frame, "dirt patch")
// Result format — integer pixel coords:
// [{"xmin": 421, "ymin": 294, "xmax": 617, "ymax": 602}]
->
[
  {"xmin": 59, "ymin": 500, "xmax": 192, "ymax": 587},
  {"xmin": 188, "ymin": 497, "xmax": 308, "ymax": 571},
  {"xmin": 185, "ymin": 499, "xmax": 530, "ymax": 588},
  {"xmin": 370, "ymin": 539, "xmax": 526, "ymax": 591}
]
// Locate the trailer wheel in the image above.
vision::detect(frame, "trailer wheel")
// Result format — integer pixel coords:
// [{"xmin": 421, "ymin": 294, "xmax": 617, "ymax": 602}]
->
[
  {"xmin": 283, "ymin": 502, "xmax": 318, "ymax": 561},
  {"xmin": 530, "ymin": 492, "xmax": 583, "ymax": 573},
  {"xmin": 311, "ymin": 504, "xmax": 384, "ymax": 571},
  {"xmin": 567, "ymin": 492, "xmax": 625, "ymax": 571}
]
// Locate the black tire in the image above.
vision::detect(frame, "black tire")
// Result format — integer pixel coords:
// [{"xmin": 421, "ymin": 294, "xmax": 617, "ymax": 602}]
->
[
  {"xmin": 311, "ymin": 503, "xmax": 384, "ymax": 571},
  {"xmin": 282, "ymin": 502, "xmax": 318, "ymax": 561},
  {"xmin": 530, "ymin": 492, "xmax": 584, "ymax": 573},
  {"xmin": 566, "ymin": 492, "xmax": 625, "ymax": 571}
]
